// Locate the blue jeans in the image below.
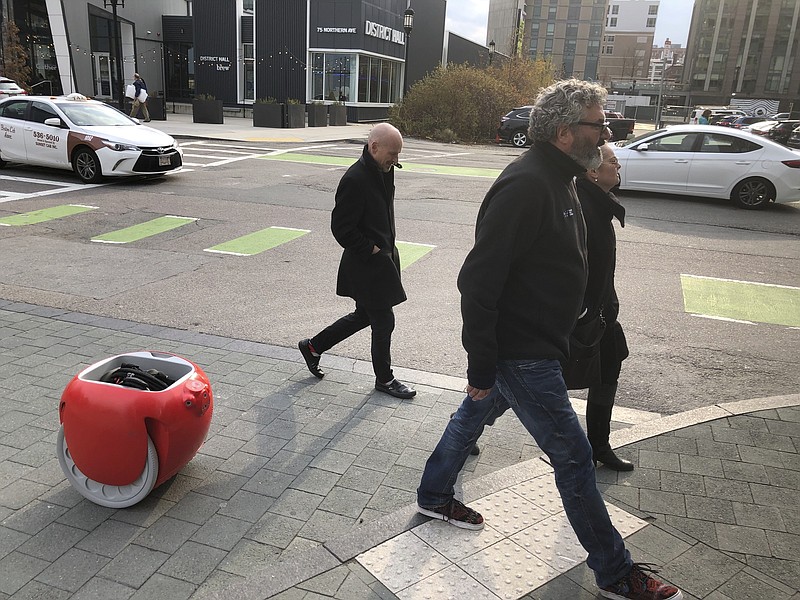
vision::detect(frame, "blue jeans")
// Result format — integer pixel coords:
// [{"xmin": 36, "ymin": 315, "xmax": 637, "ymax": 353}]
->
[{"xmin": 417, "ymin": 359, "xmax": 632, "ymax": 587}]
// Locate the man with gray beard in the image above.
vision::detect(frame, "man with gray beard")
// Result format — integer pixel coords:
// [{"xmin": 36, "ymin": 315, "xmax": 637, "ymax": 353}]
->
[{"xmin": 417, "ymin": 80, "xmax": 682, "ymax": 600}]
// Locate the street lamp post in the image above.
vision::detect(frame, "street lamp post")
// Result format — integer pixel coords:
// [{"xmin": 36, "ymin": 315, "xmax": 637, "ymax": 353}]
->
[
  {"xmin": 489, "ymin": 40, "xmax": 495, "ymax": 66},
  {"xmin": 402, "ymin": 7, "xmax": 414, "ymax": 96},
  {"xmin": 104, "ymin": 0, "xmax": 125, "ymax": 109}
]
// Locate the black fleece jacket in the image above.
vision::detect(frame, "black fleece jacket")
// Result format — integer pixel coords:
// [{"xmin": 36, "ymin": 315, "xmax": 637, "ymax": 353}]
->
[{"xmin": 458, "ymin": 141, "xmax": 588, "ymax": 389}]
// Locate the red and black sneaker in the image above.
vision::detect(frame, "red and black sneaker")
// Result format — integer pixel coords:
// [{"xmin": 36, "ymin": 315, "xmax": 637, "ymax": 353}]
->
[
  {"xmin": 600, "ymin": 563, "xmax": 683, "ymax": 600},
  {"xmin": 417, "ymin": 498, "xmax": 484, "ymax": 530}
]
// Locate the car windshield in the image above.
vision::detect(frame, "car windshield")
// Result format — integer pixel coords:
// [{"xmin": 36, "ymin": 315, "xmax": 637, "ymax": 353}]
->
[
  {"xmin": 59, "ymin": 103, "xmax": 134, "ymax": 126},
  {"xmin": 0, "ymin": 82, "xmax": 19, "ymax": 90}
]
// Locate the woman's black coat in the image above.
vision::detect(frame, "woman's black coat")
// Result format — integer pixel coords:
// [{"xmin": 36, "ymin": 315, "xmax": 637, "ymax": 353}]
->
[
  {"xmin": 331, "ymin": 145, "xmax": 406, "ymax": 309},
  {"xmin": 563, "ymin": 178, "xmax": 629, "ymax": 389}
]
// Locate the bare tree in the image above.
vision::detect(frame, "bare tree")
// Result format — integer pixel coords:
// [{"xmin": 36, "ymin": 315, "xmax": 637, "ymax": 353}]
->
[{"xmin": 1, "ymin": 18, "xmax": 32, "ymax": 88}]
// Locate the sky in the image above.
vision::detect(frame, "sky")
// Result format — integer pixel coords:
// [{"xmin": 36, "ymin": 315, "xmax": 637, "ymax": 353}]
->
[{"xmin": 445, "ymin": 0, "xmax": 696, "ymax": 49}]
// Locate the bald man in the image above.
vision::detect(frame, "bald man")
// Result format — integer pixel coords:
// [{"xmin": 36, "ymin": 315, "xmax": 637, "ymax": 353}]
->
[{"xmin": 299, "ymin": 123, "xmax": 416, "ymax": 399}]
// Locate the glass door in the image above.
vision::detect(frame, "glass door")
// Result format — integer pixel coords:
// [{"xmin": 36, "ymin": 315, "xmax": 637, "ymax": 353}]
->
[{"xmin": 94, "ymin": 53, "xmax": 112, "ymax": 97}]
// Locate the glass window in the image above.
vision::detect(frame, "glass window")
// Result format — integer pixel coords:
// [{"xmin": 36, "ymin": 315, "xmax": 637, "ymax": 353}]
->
[
  {"xmin": 358, "ymin": 56, "xmax": 370, "ymax": 102},
  {"xmin": 646, "ymin": 18, "xmax": 656, "ymax": 27},
  {"xmin": 609, "ymin": 17, "xmax": 617, "ymax": 27},
  {"xmin": 700, "ymin": 133, "xmax": 760, "ymax": 153},
  {"xmin": 611, "ymin": 4, "xmax": 619, "ymax": 14},
  {"xmin": 311, "ymin": 52, "xmax": 325, "ymax": 100},
  {"xmin": 29, "ymin": 101, "xmax": 58, "ymax": 124},
  {"xmin": 649, "ymin": 5, "xmax": 658, "ymax": 14},
  {"xmin": 644, "ymin": 132, "xmax": 699, "ymax": 152},
  {"xmin": 0, "ymin": 99, "xmax": 28, "ymax": 120}
]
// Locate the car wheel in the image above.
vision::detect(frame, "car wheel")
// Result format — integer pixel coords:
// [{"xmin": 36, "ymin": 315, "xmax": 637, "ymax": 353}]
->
[
  {"xmin": 72, "ymin": 147, "xmax": 103, "ymax": 183},
  {"xmin": 511, "ymin": 130, "xmax": 528, "ymax": 147},
  {"xmin": 57, "ymin": 425, "xmax": 159, "ymax": 508},
  {"xmin": 731, "ymin": 177, "xmax": 775, "ymax": 210}
]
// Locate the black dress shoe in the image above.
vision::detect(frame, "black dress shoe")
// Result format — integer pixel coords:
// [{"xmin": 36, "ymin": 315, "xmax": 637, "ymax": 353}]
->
[
  {"xmin": 593, "ymin": 448, "xmax": 634, "ymax": 471},
  {"xmin": 298, "ymin": 339, "xmax": 324, "ymax": 379},
  {"xmin": 375, "ymin": 379, "xmax": 416, "ymax": 399}
]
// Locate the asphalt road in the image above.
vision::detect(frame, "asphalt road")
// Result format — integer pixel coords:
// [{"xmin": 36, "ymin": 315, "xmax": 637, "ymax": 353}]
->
[{"xmin": 0, "ymin": 138, "xmax": 798, "ymax": 417}]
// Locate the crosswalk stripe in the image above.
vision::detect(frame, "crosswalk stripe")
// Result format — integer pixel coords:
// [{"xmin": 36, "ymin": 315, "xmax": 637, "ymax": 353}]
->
[
  {"xmin": 91, "ymin": 215, "xmax": 197, "ymax": 244},
  {"xmin": 396, "ymin": 241, "xmax": 436, "ymax": 270},
  {"xmin": 0, "ymin": 203, "xmax": 97, "ymax": 226},
  {"xmin": 204, "ymin": 226, "xmax": 310, "ymax": 256},
  {"xmin": 681, "ymin": 273, "xmax": 800, "ymax": 327}
]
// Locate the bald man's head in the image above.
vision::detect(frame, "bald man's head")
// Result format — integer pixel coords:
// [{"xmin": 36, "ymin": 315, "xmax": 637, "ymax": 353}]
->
[{"xmin": 368, "ymin": 123, "xmax": 403, "ymax": 172}]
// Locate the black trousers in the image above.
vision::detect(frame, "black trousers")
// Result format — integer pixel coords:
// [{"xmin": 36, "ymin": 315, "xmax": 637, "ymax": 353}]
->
[{"xmin": 311, "ymin": 305, "xmax": 395, "ymax": 383}]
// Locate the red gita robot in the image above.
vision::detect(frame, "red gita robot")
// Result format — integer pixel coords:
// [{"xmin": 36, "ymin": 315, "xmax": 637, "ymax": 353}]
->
[{"xmin": 57, "ymin": 351, "xmax": 213, "ymax": 508}]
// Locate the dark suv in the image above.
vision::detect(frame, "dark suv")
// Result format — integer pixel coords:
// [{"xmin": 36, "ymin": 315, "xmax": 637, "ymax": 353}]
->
[{"xmin": 496, "ymin": 106, "xmax": 532, "ymax": 147}]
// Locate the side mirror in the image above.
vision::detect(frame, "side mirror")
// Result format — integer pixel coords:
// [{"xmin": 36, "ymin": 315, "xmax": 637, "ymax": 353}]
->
[
  {"xmin": 44, "ymin": 117, "xmax": 65, "ymax": 128},
  {"xmin": 635, "ymin": 143, "xmax": 649, "ymax": 151}
]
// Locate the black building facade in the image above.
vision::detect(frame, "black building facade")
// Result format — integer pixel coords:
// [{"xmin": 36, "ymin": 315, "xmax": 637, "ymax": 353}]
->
[{"xmin": 176, "ymin": 0, "xmax": 445, "ymax": 121}]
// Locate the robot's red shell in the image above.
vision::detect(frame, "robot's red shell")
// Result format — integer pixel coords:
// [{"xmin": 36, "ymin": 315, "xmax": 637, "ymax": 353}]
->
[{"xmin": 59, "ymin": 353, "xmax": 213, "ymax": 487}]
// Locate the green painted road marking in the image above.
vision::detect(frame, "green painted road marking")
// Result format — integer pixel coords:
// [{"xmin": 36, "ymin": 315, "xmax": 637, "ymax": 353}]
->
[
  {"xmin": 396, "ymin": 241, "xmax": 435, "ymax": 270},
  {"xmin": 92, "ymin": 215, "xmax": 197, "ymax": 244},
  {"xmin": 681, "ymin": 274, "xmax": 800, "ymax": 327},
  {"xmin": 205, "ymin": 226, "xmax": 310, "ymax": 256},
  {"xmin": 263, "ymin": 153, "xmax": 502, "ymax": 179},
  {"xmin": 0, "ymin": 204, "xmax": 97, "ymax": 226}
]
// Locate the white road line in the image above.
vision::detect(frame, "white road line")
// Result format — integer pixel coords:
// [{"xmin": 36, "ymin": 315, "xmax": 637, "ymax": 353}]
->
[
  {"xmin": 184, "ymin": 142, "xmax": 280, "ymax": 152},
  {"xmin": 181, "ymin": 162, "xmax": 205, "ymax": 167},
  {"xmin": 182, "ymin": 154, "xmax": 243, "ymax": 160},
  {"xmin": 264, "ymin": 144, "xmax": 338, "ymax": 156},
  {"xmin": 0, "ymin": 183, "xmax": 106, "ymax": 204},
  {"xmin": 0, "ymin": 174, "xmax": 76, "ymax": 187},
  {"xmin": 682, "ymin": 273, "xmax": 800, "ymax": 291},
  {"xmin": 203, "ymin": 154, "xmax": 267, "ymax": 167},
  {"xmin": 690, "ymin": 313, "xmax": 756, "ymax": 325}
]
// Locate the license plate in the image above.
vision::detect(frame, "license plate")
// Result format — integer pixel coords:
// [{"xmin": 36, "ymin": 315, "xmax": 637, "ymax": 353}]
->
[{"xmin": 158, "ymin": 155, "xmax": 171, "ymax": 166}]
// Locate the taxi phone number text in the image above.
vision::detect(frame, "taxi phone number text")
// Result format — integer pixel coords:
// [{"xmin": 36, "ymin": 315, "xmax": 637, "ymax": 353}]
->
[{"xmin": 32, "ymin": 131, "xmax": 60, "ymax": 143}]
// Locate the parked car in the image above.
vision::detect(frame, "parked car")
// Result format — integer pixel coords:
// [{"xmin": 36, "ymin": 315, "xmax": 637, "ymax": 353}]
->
[
  {"xmin": 770, "ymin": 112, "xmax": 790, "ymax": 120},
  {"xmin": 786, "ymin": 125, "xmax": 800, "ymax": 149},
  {"xmin": 0, "ymin": 93, "xmax": 182, "ymax": 183},
  {"xmin": 766, "ymin": 120, "xmax": 800, "ymax": 145},
  {"xmin": 604, "ymin": 110, "xmax": 636, "ymax": 141},
  {"xmin": 613, "ymin": 124, "xmax": 800, "ymax": 209},
  {"xmin": 730, "ymin": 116, "xmax": 768, "ymax": 129},
  {"xmin": 713, "ymin": 115, "xmax": 741, "ymax": 127},
  {"xmin": 496, "ymin": 105, "xmax": 532, "ymax": 147},
  {"xmin": 742, "ymin": 120, "xmax": 779, "ymax": 137},
  {"xmin": 0, "ymin": 77, "xmax": 27, "ymax": 99}
]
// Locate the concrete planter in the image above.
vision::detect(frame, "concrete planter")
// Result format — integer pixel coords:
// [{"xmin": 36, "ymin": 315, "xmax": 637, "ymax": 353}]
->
[
  {"xmin": 307, "ymin": 103, "xmax": 327, "ymax": 127},
  {"xmin": 329, "ymin": 104, "xmax": 347, "ymax": 126},
  {"xmin": 253, "ymin": 103, "xmax": 284, "ymax": 128},
  {"xmin": 286, "ymin": 104, "xmax": 305, "ymax": 128},
  {"xmin": 192, "ymin": 99, "xmax": 223, "ymax": 124}
]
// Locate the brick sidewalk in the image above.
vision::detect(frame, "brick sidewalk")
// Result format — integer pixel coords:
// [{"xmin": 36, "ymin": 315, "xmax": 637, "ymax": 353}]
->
[{"xmin": 0, "ymin": 301, "xmax": 797, "ymax": 600}]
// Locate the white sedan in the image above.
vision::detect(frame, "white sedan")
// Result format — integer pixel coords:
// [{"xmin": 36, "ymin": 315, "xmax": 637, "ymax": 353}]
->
[
  {"xmin": 613, "ymin": 124, "xmax": 800, "ymax": 209},
  {"xmin": 0, "ymin": 93, "xmax": 182, "ymax": 183}
]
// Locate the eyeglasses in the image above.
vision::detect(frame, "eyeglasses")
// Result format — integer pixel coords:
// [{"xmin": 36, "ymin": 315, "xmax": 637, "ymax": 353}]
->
[
  {"xmin": 575, "ymin": 121, "xmax": 610, "ymax": 130},
  {"xmin": 602, "ymin": 158, "xmax": 620, "ymax": 165}
]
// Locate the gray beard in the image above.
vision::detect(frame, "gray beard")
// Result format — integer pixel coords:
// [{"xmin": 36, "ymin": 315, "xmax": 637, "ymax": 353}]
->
[{"xmin": 570, "ymin": 146, "xmax": 602, "ymax": 171}]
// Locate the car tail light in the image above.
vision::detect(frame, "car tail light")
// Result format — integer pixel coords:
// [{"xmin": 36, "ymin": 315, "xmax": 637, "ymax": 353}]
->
[{"xmin": 781, "ymin": 159, "xmax": 800, "ymax": 168}]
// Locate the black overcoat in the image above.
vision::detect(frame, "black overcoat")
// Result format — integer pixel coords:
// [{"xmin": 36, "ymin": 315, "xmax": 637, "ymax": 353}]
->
[
  {"xmin": 563, "ymin": 178, "xmax": 629, "ymax": 389},
  {"xmin": 332, "ymin": 145, "xmax": 406, "ymax": 309}
]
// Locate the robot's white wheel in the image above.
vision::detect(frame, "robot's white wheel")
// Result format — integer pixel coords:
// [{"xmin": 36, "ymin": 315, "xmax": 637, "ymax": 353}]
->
[{"xmin": 57, "ymin": 425, "xmax": 159, "ymax": 508}]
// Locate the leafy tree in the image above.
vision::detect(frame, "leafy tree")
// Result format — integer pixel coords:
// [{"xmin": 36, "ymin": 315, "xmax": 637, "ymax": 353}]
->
[
  {"xmin": 390, "ymin": 57, "xmax": 557, "ymax": 144},
  {"xmin": 1, "ymin": 19, "xmax": 32, "ymax": 89}
]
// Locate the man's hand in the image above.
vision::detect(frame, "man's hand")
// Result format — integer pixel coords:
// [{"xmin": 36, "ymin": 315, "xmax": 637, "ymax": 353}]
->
[{"xmin": 466, "ymin": 385, "xmax": 492, "ymax": 401}]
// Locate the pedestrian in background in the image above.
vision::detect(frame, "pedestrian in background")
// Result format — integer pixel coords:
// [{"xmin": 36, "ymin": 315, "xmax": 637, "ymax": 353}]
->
[
  {"xmin": 698, "ymin": 109, "xmax": 712, "ymax": 125},
  {"xmin": 564, "ymin": 142, "xmax": 633, "ymax": 471},
  {"xmin": 298, "ymin": 123, "xmax": 416, "ymax": 400},
  {"xmin": 130, "ymin": 73, "xmax": 150, "ymax": 122},
  {"xmin": 416, "ymin": 79, "xmax": 682, "ymax": 600}
]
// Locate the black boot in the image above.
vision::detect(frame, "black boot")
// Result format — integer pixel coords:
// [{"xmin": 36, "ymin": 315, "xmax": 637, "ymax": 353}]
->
[{"xmin": 586, "ymin": 383, "xmax": 634, "ymax": 471}]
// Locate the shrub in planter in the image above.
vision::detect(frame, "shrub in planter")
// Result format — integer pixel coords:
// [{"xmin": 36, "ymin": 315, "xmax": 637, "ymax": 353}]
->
[
  {"xmin": 307, "ymin": 101, "xmax": 327, "ymax": 127},
  {"xmin": 192, "ymin": 93, "xmax": 223, "ymax": 124},
  {"xmin": 329, "ymin": 102, "xmax": 347, "ymax": 126},
  {"xmin": 286, "ymin": 99, "xmax": 305, "ymax": 128},
  {"xmin": 253, "ymin": 97, "xmax": 283, "ymax": 128}
]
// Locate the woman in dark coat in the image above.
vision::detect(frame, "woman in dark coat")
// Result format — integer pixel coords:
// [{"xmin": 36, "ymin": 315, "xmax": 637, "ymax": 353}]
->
[{"xmin": 564, "ymin": 142, "xmax": 633, "ymax": 471}]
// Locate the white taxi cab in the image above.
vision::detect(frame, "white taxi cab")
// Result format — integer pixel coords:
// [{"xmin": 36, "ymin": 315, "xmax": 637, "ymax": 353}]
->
[{"xmin": 0, "ymin": 93, "xmax": 182, "ymax": 183}]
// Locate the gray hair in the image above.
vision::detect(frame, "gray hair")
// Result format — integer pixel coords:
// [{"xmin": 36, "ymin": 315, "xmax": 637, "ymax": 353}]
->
[{"xmin": 528, "ymin": 79, "xmax": 608, "ymax": 143}]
